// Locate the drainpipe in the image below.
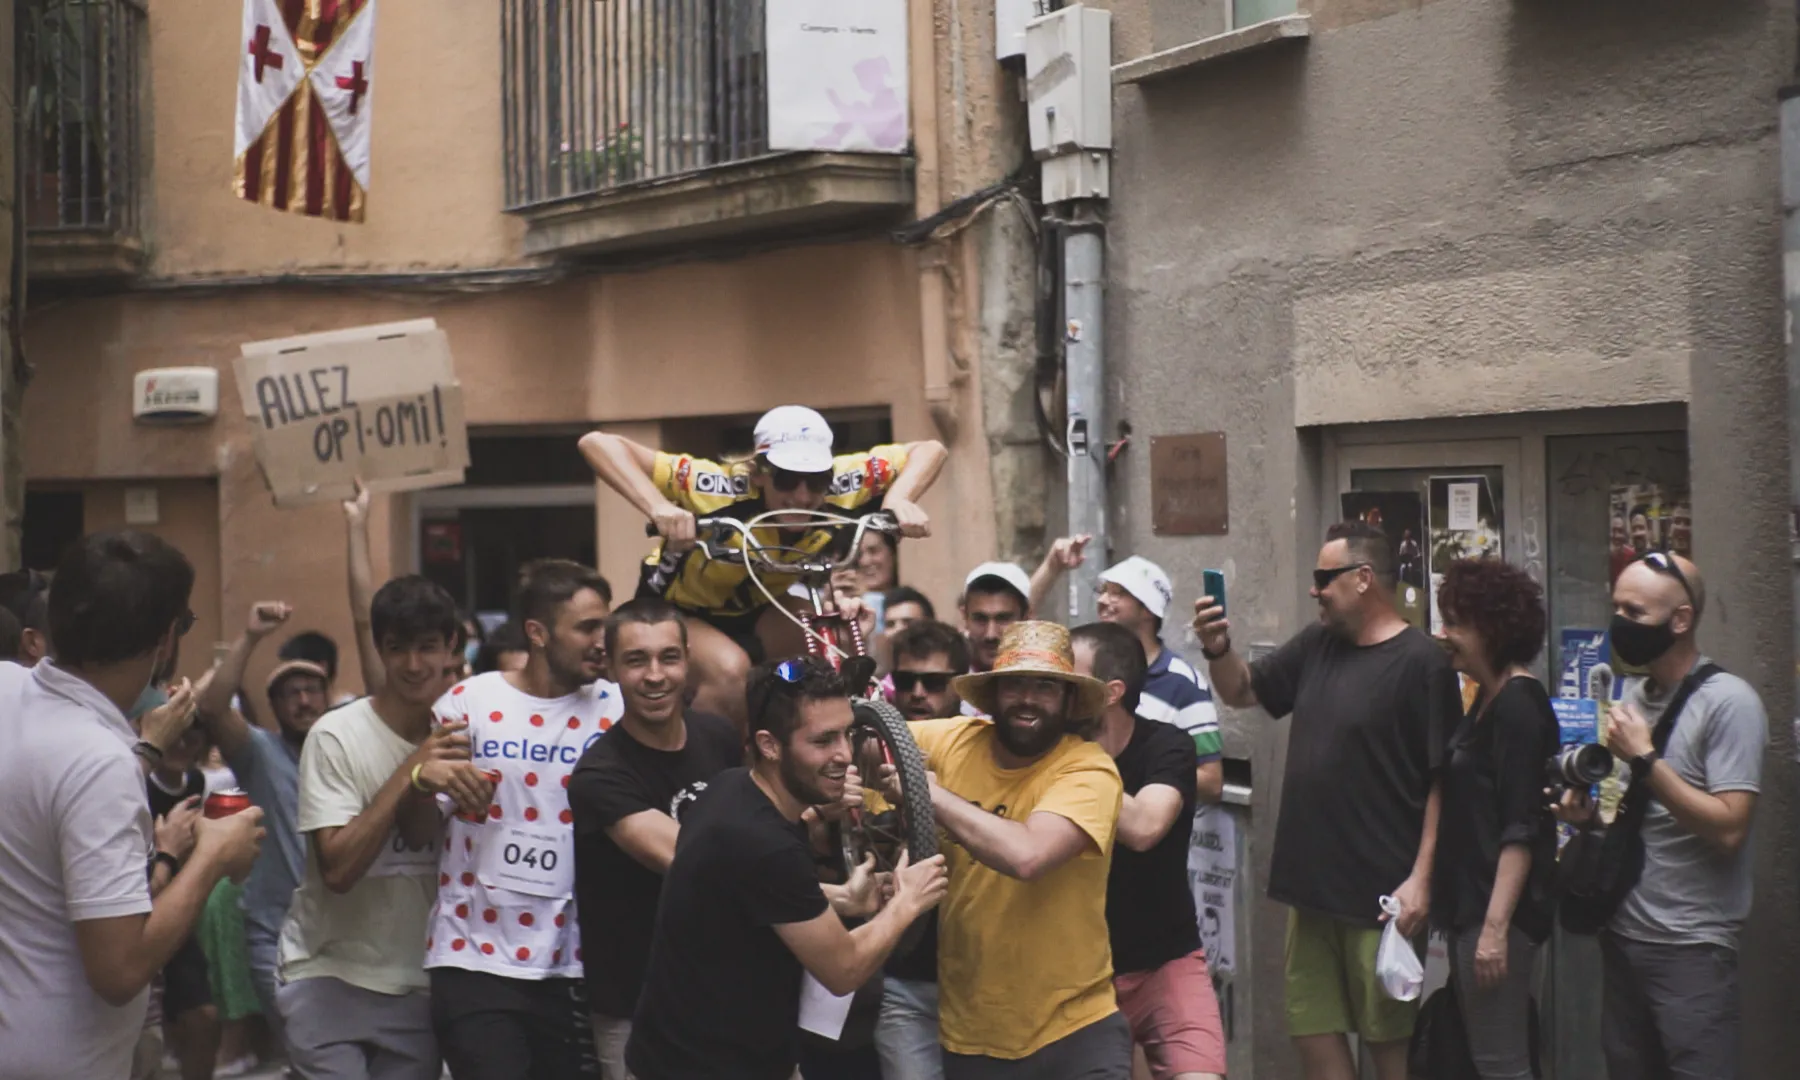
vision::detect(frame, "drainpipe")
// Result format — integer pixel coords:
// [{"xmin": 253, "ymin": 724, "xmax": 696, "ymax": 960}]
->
[
  {"xmin": 910, "ymin": 0, "xmax": 959, "ymax": 440},
  {"xmin": 1783, "ymin": 68, "xmax": 1800, "ymax": 762},
  {"xmin": 1061, "ymin": 205, "xmax": 1106, "ymax": 624}
]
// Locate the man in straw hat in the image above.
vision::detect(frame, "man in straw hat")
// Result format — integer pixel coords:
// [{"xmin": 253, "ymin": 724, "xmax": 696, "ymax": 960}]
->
[{"xmin": 902, "ymin": 620, "xmax": 1131, "ymax": 1078}]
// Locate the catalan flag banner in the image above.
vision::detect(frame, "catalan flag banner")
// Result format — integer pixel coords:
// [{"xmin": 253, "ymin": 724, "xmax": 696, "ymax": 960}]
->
[{"xmin": 234, "ymin": 0, "xmax": 375, "ymax": 222}]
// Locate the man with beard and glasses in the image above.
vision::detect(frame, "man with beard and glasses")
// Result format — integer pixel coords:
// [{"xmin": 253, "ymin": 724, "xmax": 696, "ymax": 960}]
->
[
  {"xmin": 276, "ymin": 575, "xmax": 494, "ymax": 1080},
  {"xmin": 568, "ymin": 598, "xmax": 743, "ymax": 1080},
  {"xmin": 873, "ymin": 618, "xmax": 969, "ymax": 1080},
  {"xmin": 1551, "ymin": 552, "xmax": 1765, "ymax": 1080},
  {"xmin": 902, "ymin": 621, "xmax": 1129, "ymax": 1079},
  {"xmin": 425, "ymin": 560, "xmax": 622, "ymax": 1080},
  {"xmin": 1194, "ymin": 521, "xmax": 1460, "ymax": 1080},
  {"xmin": 628, "ymin": 658, "xmax": 949, "ymax": 1080},
  {"xmin": 195, "ymin": 600, "xmax": 331, "ymax": 1048}
]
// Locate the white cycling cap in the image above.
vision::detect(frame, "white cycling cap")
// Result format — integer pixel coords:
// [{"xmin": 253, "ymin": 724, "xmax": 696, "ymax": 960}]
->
[
  {"xmin": 963, "ymin": 561, "xmax": 1033, "ymax": 607},
  {"xmin": 754, "ymin": 405, "xmax": 835, "ymax": 473},
  {"xmin": 1099, "ymin": 555, "xmax": 1174, "ymax": 619}
]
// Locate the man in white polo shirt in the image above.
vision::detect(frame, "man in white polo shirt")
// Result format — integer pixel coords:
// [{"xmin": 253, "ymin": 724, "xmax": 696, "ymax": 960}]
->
[
  {"xmin": 0, "ymin": 531, "xmax": 263, "ymax": 1080},
  {"xmin": 278, "ymin": 575, "xmax": 498, "ymax": 1079}
]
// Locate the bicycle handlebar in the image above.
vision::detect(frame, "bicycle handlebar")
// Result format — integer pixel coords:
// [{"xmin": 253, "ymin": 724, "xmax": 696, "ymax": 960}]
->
[{"xmin": 642, "ymin": 510, "xmax": 900, "ymax": 577}]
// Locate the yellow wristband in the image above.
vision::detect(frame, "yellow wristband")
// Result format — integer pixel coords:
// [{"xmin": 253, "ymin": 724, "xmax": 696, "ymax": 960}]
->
[{"xmin": 410, "ymin": 762, "xmax": 429, "ymax": 794}]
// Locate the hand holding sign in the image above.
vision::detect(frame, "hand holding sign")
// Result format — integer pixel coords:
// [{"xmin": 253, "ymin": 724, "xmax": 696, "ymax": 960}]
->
[{"xmin": 235, "ymin": 320, "xmax": 470, "ymax": 507}]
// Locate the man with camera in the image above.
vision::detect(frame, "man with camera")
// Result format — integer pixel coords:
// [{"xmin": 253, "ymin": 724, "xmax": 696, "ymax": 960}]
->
[{"xmin": 1554, "ymin": 552, "xmax": 1765, "ymax": 1080}]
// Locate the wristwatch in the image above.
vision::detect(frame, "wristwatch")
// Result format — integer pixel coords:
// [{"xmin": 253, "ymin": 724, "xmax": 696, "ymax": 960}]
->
[
  {"xmin": 1200, "ymin": 638, "xmax": 1232, "ymax": 661},
  {"xmin": 149, "ymin": 851, "xmax": 181, "ymax": 877},
  {"xmin": 1629, "ymin": 750, "xmax": 1660, "ymax": 780}
]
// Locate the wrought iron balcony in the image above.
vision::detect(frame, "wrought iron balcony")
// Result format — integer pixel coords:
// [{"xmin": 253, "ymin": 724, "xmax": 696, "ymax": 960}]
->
[
  {"xmin": 500, "ymin": 0, "xmax": 914, "ymax": 256},
  {"xmin": 20, "ymin": 0, "xmax": 146, "ymax": 276}
]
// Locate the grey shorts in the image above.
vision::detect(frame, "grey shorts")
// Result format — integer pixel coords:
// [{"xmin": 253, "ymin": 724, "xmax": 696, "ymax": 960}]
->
[
  {"xmin": 277, "ymin": 975, "xmax": 440, "ymax": 1080},
  {"xmin": 943, "ymin": 1012, "xmax": 1132, "ymax": 1080},
  {"xmin": 1601, "ymin": 932, "xmax": 1739, "ymax": 1080}
]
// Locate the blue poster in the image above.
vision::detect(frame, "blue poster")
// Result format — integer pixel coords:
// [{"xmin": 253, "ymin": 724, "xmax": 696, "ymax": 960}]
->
[
  {"xmin": 1558, "ymin": 628, "xmax": 1611, "ymax": 700},
  {"xmin": 1552, "ymin": 698, "xmax": 1600, "ymax": 745}
]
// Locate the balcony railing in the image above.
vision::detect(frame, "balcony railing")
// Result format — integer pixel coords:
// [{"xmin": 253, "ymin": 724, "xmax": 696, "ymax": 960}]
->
[
  {"xmin": 502, "ymin": 0, "xmax": 769, "ymax": 210},
  {"xmin": 20, "ymin": 0, "xmax": 144, "ymax": 238}
]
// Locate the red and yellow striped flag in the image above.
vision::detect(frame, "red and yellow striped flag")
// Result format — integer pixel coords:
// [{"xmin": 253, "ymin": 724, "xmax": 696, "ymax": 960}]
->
[{"xmin": 233, "ymin": 0, "xmax": 376, "ymax": 223}]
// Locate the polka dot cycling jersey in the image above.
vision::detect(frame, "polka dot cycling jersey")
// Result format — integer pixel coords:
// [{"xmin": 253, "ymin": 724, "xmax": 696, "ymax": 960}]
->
[{"xmin": 424, "ymin": 671, "xmax": 623, "ymax": 980}]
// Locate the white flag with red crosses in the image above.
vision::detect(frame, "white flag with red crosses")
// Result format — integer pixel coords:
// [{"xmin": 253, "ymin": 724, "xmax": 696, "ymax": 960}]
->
[{"xmin": 233, "ymin": 0, "xmax": 377, "ymax": 223}]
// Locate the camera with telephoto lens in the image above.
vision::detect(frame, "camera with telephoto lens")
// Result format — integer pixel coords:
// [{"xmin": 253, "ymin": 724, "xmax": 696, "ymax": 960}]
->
[{"xmin": 1546, "ymin": 742, "xmax": 1614, "ymax": 794}]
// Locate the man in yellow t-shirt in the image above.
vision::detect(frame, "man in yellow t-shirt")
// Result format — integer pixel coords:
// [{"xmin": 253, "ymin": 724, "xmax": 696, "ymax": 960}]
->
[
  {"xmin": 581, "ymin": 406, "xmax": 947, "ymax": 731},
  {"xmin": 907, "ymin": 620, "xmax": 1130, "ymax": 1079}
]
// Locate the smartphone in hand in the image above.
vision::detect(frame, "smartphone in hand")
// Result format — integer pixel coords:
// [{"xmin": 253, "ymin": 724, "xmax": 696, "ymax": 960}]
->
[{"xmin": 1202, "ymin": 569, "xmax": 1227, "ymax": 618}]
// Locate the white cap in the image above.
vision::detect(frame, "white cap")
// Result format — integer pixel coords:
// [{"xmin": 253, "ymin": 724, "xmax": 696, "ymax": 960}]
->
[
  {"xmin": 963, "ymin": 562, "xmax": 1033, "ymax": 607},
  {"xmin": 753, "ymin": 405, "xmax": 835, "ymax": 473},
  {"xmin": 1099, "ymin": 555, "xmax": 1174, "ymax": 619}
]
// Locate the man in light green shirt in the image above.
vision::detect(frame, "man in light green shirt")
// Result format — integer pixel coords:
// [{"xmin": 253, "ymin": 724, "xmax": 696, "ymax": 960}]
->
[{"xmin": 276, "ymin": 576, "xmax": 494, "ymax": 1080}]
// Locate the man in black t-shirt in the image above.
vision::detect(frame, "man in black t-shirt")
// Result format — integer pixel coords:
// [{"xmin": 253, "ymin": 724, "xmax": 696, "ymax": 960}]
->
[
  {"xmin": 1194, "ymin": 521, "xmax": 1459, "ymax": 1080},
  {"xmin": 627, "ymin": 658, "xmax": 947, "ymax": 1080},
  {"xmin": 569, "ymin": 598, "xmax": 744, "ymax": 1080},
  {"xmin": 1074, "ymin": 624, "xmax": 1225, "ymax": 1080}
]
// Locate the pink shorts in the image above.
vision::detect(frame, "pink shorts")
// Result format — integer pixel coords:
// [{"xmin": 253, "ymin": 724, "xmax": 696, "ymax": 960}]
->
[{"xmin": 1114, "ymin": 949, "xmax": 1228, "ymax": 1079}]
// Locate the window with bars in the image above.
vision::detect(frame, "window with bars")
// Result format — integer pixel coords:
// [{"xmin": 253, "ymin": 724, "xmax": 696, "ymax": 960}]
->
[
  {"xmin": 20, "ymin": 0, "xmax": 144, "ymax": 236},
  {"xmin": 502, "ymin": 0, "xmax": 771, "ymax": 209}
]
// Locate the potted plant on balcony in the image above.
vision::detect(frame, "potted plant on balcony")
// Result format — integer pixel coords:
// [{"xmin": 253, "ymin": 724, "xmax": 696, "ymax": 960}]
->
[{"xmin": 558, "ymin": 122, "xmax": 647, "ymax": 190}]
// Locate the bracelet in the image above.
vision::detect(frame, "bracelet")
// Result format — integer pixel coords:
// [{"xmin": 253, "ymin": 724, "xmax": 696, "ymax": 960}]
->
[
  {"xmin": 410, "ymin": 762, "xmax": 430, "ymax": 794},
  {"xmin": 133, "ymin": 740, "xmax": 165, "ymax": 762},
  {"xmin": 150, "ymin": 851, "xmax": 181, "ymax": 877},
  {"xmin": 1200, "ymin": 638, "xmax": 1232, "ymax": 661}
]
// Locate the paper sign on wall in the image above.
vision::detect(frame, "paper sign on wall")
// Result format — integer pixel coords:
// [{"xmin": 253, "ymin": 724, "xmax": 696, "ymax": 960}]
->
[
  {"xmin": 766, "ymin": 0, "xmax": 909, "ymax": 154},
  {"xmin": 1189, "ymin": 804, "xmax": 1239, "ymax": 975},
  {"xmin": 1447, "ymin": 482, "xmax": 1480, "ymax": 530},
  {"xmin": 235, "ymin": 319, "xmax": 470, "ymax": 507}
]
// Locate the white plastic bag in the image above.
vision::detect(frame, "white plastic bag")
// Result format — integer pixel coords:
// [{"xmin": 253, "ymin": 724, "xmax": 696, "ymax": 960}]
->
[{"xmin": 1374, "ymin": 895, "xmax": 1424, "ymax": 1002}]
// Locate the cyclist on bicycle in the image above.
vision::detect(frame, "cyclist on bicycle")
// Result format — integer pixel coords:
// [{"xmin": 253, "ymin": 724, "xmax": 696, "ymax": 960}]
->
[{"xmin": 580, "ymin": 406, "xmax": 946, "ymax": 730}]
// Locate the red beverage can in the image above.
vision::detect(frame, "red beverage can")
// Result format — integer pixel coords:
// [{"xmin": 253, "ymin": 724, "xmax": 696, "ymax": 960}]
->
[
  {"xmin": 456, "ymin": 769, "xmax": 503, "ymax": 824},
  {"xmin": 203, "ymin": 789, "xmax": 252, "ymax": 819}
]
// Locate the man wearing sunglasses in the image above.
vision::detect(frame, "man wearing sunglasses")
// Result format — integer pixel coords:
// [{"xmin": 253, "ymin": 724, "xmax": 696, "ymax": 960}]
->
[
  {"xmin": 581, "ymin": 406, "xmax": 947, "ymax": 733},
  {"xmin": 1552, "ymin": 551, "xmax": 1765, "ymax": 1080},
  {"xmin": 1193, "ymin": 521, "xmax": 1460, "ymax": 1080}
]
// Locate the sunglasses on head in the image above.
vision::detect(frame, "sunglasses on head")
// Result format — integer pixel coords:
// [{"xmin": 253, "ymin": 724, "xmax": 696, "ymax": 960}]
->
[
  {"xmin": 1312, "ymin": 563, "xmax": 1370, "ymax": 591},
  {"xmin": 892, "ymin": 671, "xmax": 954, "ymax": 694},
  {"xmin": 768, "ymin": 467, "xmax": 832, "ymax": 494},
  {"xmin": 1638, "ymin": 551, "xmax": 1695, "ymax": 607}
]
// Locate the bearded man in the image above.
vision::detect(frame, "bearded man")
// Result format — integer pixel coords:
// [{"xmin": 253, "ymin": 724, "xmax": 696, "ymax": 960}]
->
[{"xmin": 905, "ymin": 621, "xmax": 1130, "ymax": 1080}]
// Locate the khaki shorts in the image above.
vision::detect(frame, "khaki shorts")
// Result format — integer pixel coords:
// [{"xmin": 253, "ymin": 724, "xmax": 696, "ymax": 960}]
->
[{"xmin": 1284, "ymin": 907, "xmax": 1418, "ymax": 1044}]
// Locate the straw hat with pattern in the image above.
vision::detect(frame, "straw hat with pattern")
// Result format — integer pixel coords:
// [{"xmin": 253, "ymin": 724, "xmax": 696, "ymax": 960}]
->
[{"xmin": 952, "ymin": 621, "xmax": 1109, "ymax": 721}]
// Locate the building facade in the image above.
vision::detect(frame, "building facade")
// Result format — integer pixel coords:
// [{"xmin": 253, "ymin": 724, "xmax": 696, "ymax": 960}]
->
[
  {"xmin": 17, "ymin": 0, "xmax": 1052, "ymax": 692},
  {"xmin": 1102, "ymin": 0, "xmax": 1797, "ymax": 1075}
]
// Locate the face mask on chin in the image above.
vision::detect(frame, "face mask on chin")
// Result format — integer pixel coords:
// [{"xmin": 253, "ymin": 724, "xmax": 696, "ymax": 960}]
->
[{"xmin": 1610, "ymin": 612, "xmax": 1677, "ymax": 667}]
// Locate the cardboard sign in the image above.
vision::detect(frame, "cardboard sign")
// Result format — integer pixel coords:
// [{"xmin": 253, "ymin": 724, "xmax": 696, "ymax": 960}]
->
[{"xmin": 235, "ymin": 320, "xmax": 469, "ymax": 506}]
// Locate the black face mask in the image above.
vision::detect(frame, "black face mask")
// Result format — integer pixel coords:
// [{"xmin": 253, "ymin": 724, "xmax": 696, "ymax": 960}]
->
[{"xmin": 1611, "ymin": 612, "xmax": 1676, "ymax": 667}]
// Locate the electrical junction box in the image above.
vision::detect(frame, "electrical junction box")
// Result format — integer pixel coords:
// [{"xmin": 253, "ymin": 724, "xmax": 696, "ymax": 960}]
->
[
  {"xmin": 996, "ymin": 0, "xmax": 1043, "ymax": 65},
  {"xmin": 133, "ymin": 367, "xmax": 220, "ymax": 424},
  {"xmin": 1025, "ymin": 5, "xmax": 1112, "ymax": 158}
]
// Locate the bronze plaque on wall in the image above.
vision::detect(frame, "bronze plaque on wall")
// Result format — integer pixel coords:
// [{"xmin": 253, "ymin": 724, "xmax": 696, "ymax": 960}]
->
[{"xmin": 1151, "ymin": 433, "xmax": 1228, "ymax": 535}]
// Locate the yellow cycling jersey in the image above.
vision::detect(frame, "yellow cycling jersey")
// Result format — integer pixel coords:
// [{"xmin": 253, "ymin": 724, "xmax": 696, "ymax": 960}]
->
[{"xmin": 638, "ymin": 444, "xmax": 910, "ymax": 619}]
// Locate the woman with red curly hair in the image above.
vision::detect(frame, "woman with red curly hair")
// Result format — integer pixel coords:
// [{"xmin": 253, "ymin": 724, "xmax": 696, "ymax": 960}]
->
[{"xmin": 1432, "ymin": 559, "xmax": 1559, "ymax": 1079}]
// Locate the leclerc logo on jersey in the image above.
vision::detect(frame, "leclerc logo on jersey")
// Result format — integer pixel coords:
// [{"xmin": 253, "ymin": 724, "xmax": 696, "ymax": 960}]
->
[{"xmin": 477, "ymin": 729, "xmax": 607, "ymax": 764}]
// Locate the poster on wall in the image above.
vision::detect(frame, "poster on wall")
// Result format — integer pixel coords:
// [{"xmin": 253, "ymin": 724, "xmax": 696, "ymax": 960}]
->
[
  {"xmin": 1340, "ymin": 491, "xmax": 1428, "ymax": 631},
  {"xmin": 1188, "ymin": 805, "xmax": 1238, "ymax": 976},
  {"xmin": 1608, "ymin": 483, "xmax": 1694, "ymax": 584},
  {"xmin": 1426, "ymin": 476, "xmax": 1502, "ymax": 635},
  {"xmin": 766, "ymin": 0, "xmax": 909, "ymax": 154}
]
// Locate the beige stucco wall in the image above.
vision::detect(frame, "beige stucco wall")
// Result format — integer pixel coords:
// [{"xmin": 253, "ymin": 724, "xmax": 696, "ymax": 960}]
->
[
  {"xmin": 22, "ymin": 238, "xmax": 996, "ymax": 696},
  {"xmin": 146, "ymin": 0, "xmax": 523, "ymax": 277}
]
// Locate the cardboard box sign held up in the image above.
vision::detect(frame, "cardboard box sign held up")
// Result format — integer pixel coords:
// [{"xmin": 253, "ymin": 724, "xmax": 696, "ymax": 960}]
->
[{"xmin": 235, "ymin": 319, "xmax": 470, "ymax": 507}]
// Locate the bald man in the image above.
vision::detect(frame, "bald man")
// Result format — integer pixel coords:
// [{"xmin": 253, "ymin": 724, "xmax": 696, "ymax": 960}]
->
[{"xmin": 1556, "ymin": 552, "xmax": 1766, "ymax": 1080}]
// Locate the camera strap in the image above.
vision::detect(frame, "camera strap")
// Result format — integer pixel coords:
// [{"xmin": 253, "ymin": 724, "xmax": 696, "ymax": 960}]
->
[{"xmin": 1615, "ymin": 661, "xmax": 1722, "ymax": 831}]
